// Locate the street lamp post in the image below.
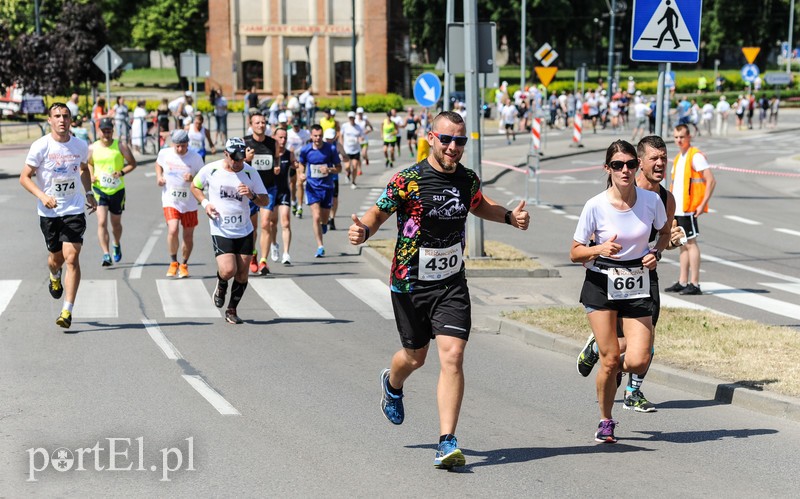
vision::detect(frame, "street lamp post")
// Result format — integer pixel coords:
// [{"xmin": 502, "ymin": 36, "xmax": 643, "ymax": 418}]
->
[
  {"xmin": 351, "ymin": 0, "xmax": 357, "ymax": 110},
  {"xmin": 34, "ymin": 0, "xmax": 41, "ymax": 35},
  {"xmin": 521, "ymin": 0, "xmax": 526, "ymax": 92},
  {"xmin": 789, "ymin": 0, "xmax": 796, "ymax": 74},
  {"xmin": 607, "ymin": 0, "xmax": 616, "ymax": 92}
]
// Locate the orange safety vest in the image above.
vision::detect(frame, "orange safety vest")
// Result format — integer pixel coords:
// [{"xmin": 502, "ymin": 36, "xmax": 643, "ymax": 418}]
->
[{"xmin": 670, "ymin": 146, "xmax": 708, "ymax": 213}]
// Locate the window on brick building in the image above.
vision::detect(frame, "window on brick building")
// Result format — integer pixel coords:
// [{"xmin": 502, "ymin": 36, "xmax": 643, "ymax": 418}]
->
[
  {"xmin": 242, "ymin": 60, "xmax": 264, "ymax": 90},
  {"xmin": 333, "ymin": 61, "xmax": 352, "ymax": 91}
]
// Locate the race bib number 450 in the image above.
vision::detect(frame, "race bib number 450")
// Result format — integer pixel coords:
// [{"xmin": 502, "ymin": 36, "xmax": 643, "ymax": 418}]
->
[
  {"xmin": 418, "ymin": 243, "xmax": 462, "ymax": 281},
  {"xmin": 252, "ymin": 154, "xmax": 273, "ymax": 170},
  {"xmin": 606, "ymin": 267, "xmax": 650, "ymax": 300}
]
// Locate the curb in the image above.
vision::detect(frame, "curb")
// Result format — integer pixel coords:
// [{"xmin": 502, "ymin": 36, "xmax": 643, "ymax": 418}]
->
[
  {"xmin": 483, "ymin": 316, "xmax": 800, "ymax": 423},
  {"xmin": 360, "ymin": 246, "xmax": 561, "ymax": 278}
]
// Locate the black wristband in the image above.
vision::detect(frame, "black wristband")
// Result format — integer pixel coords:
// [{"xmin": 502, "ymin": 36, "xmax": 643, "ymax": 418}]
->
[
  {"xmin": 363, "ymin": 226, "xmax": 370, "ymax": 241},
  {"xmin": 120, "ymin": 170, "xmax": 125, "ymax": 176},
  {"xmin": 249, "ymin": 192, "xmax": 256, "ymax": 201},
  {"xmin": 504, "ymin": 210, "xmax": 513, "ymax": 225}
]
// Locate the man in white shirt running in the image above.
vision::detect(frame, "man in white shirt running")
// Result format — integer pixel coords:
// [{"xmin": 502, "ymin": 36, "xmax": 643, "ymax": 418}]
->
[
  {"xmin": 20, "ymin": 102, "xmax": 97, "ymax": 329},
  {"xmin": 191, "ymin": 138, "xmax": 269, "ymax": 324}
]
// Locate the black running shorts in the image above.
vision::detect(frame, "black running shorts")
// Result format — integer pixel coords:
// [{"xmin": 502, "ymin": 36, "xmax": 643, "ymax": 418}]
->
[
  {"xmin": 616, "ymin": 269, "xmax": 660, "ymax": 337},
  {"xmin": 212, "ymin": 232, "xmax": 254, "ymax": 257},
  {"xmin": 391, "ymin": 275, "xmax": 471, "ymax": 350},
  {"xmin": 40, "ymin": 214, "xmax": 87, "ymax": 253},
  {"xmin": 580, "ymin": 269, "xmax": 653, "ymax": 319},
  {"xmin": 675, "ymin": 215, "xmax": 699, "ymax": 240},
  {"xmin": 93, "ymin": 187, "xmax": 126, "ymax": 215}
]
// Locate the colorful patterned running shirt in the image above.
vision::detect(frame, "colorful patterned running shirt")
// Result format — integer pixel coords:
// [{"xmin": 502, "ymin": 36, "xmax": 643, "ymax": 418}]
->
[{"xmin": 376, "ymin": 159, "xmax": 483, "ymax": 293}]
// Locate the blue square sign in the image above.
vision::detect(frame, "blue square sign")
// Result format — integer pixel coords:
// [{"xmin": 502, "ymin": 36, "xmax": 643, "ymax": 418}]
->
[{"xmin": 630, "ymin": 0, "xmax": 703, "ymax": 63}]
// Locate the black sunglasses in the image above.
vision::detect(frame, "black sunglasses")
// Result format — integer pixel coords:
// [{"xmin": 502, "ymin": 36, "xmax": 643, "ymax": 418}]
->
[
  {"xmin": 432, "ymin": 131, "xmax": 468, "ymax": 147},
  {"xmin": 607, "ymin": 159, "xmax": 639, "ymax": 171}
]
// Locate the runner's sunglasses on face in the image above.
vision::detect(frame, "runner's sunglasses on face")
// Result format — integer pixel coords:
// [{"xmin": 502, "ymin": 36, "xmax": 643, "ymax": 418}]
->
[
  {"xmin": 432, "ymin": 132, "xmax": 468, "ymax": 147},
  {"xmin": 607, "ymin": 159, "xmax": 639, "ymax": 171}
]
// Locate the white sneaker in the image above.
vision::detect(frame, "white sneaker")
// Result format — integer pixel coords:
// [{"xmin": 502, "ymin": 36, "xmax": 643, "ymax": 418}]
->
[
  {"xmin": 270, "ymin": 243, "xmax": 279, "ymax": 262},
  {"xmin": 281, "ymin": 253, "xmax": 291, "ymax": 265},
  {"xmin": 350, "ymin": 183, "xmax": 357, "ymax": 190}
]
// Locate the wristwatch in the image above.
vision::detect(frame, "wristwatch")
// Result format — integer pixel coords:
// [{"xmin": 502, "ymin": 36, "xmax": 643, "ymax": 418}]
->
[{"xmin": 504, "ymin": 210, "xmax": 513, "ymax": 225}]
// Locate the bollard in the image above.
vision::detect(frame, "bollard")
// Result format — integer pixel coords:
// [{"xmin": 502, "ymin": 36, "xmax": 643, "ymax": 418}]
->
[
  {"xmin": 531, "ymin": 117, "xmax": 541, "ymax": 151},
  {"xmin": 572, "ymin": 112, "xmax": 584, "ymax": 148}
]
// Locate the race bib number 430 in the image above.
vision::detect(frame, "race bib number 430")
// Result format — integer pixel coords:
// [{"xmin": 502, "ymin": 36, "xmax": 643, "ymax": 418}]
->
[
  {"xmin": 418, "ymin": 243, "xmax": 462, "ymax": 281},
  {"xmin": 606, "ymin": 267, "xmax": 650, "ymax": 300}
]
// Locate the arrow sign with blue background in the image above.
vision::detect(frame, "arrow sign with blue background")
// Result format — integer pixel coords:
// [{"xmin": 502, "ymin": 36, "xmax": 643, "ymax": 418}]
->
[
  {"xmin": 630, "ymin": 0, "xmax": 703, "ymax": 63},
  {"xmin": 414, "ymin": 72, "xmax": 442, "ymax": 108}
]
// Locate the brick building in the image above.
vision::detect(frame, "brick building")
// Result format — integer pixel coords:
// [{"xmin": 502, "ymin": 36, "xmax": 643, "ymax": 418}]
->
[{"xmin": 206, "ymin": 0, "xmax": 409, "ymax": 97}]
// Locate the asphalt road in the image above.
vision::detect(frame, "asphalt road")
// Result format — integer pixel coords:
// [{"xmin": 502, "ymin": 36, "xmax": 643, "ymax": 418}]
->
[{"xmin": 1, "ymin": 115, "xmax": 799, "ymax": 496}]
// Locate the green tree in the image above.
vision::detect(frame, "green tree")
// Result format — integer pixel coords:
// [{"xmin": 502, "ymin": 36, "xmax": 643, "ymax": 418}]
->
[{"xmin": 131, "ymin": 0, "xmax": 208, "ymax": 86}]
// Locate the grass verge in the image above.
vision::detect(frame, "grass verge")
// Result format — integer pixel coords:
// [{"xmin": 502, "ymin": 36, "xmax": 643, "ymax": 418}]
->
[
  {"xmin": 505, "ymin": 306, "xmax": 800, "ymax": 398},
  {"xmin": 368, "ymin": 239, "xmax": 543, "ymax": 270}
]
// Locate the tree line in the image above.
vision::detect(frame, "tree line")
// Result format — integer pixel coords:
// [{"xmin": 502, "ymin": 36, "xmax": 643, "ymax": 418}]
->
[
  {"xmin": 403, "ymin": 0, "xmax": 797, "ymax": 70},
  {"xmin": 0, "ymin": 0, "xmax": 206, "ymax": 96}
]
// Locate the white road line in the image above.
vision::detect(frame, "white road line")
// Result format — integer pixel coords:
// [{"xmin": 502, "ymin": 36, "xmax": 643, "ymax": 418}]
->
[
  {"xmin": 72, "ymin": 280, "xmax": 118, "ymax": 318},
  {"xmin": 130, "ymin": 228, "xmax": 163, "ymax": 280},
  {"xmin": 144, "ymin": 171, "xmax": 156, "ymax": 177},
  {"xmin": 156, "ymin": 280, "xmax": 221, "ymax": 318},
  {"xmin": 181, "ymin": 375, "xmax": 241, "ymax": 416},
  {"xmin": 249, "ymin": 279, "xmax": 334, "ymax": 319},
  {"xmin": 702, "ymin": 282, "xmax": 800, "ymax": 321},
  {"xmin": 703, "ymin": 253, "xmax": 800, "ymax": 284},
  {"xmin": 760, "ymin": 282, "xmax": 800, "ymax": 296},
  {"xmin": 724, "ymin": 215, "xmax": 762, "ymax": 225},
  {"xmin": 660, "ymin": 293, "xmax": 739, "ymax": 318},
  {"xmin": 775, "ymin": 228, "xmax": 800, "ymax": 237},
  {"xmin": 337, "ymin": 278, "xmax": 394, "ymax": 320},
  {"xmin": 550, "ymin": 209, "xmax": 566, "ymax": 215},
  {"xmin": 564, "ymin": 215, "xmax": 580, "ymax": 221},
  {"xmin": 141, "ymin": 318, "xmax": 183, "ymax": 360},
  {"xmin": 0, "ymin": 280, "xmax": 21, "ymax": 317}
]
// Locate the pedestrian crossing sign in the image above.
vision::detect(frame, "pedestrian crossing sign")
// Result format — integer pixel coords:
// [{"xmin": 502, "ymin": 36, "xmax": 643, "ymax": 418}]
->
[{"xmin": 630, "ymin": 0, "xmax": 703, "ymax": 63}]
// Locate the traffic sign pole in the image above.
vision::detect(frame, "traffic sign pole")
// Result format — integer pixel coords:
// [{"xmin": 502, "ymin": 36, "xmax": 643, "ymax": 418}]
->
[
  {"xmin": 464, "ymin": 0, "xmax": 484, "ymax": 258},
  {"xmin": 105, "ymin": 50, "xmax": 112, "ymax": 110},
  {"xmin": 655, "ymin": 63, "xmax": 665, "ymax": 138}
]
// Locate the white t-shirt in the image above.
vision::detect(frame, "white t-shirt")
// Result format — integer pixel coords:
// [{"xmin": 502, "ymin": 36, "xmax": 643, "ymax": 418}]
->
[
  {"xmin": 573, "ymin": 187, "xmax": 667, "ymax": 262},
  {"xmin": 702, "ymin": 103, "xmax": 715, "ymax": 121},
  {"xmin": 287, "ymin": 128, "xmax": 309, "ymax": 153},
  {"xmin": 634, "ymin": 102, "xmax": 649, "ymax": 120},
  {"xmin": 156, "ymin": 147, "xmax": 204, "ymax": 212},
  {"xmin": 354, "ymin": 116, "xmax": 371, "ymax": 135},
  {"xmin": 500, "ymin": 104, "xmax": 518, "ymax": 125},
  {"xmin": 193, "ymin": 160, "xmax": 267, "ymax": 238},
  {"xmin": 672, "ymin": 149, "xmax": 710, "ymax": 216},
  {"xmin": 25, "ymin": 134, "xmax": 89, "ymax": 217},
  {"xmin": 716, "ymin": 100, "xmax": 731, "ymax": 114},
  {"xmin": 340, "ymin": 123, "xmax": 365, "ymax": 155}
]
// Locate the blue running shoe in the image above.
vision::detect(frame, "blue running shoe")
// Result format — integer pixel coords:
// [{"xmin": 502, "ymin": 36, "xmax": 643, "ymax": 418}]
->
[
  {"xmin": 102, "ymin": 254, "xmax": 112, "ymax": 267},
  {"xmin": 380, "ymin": 368, "xmax": 404, "ymax": 425},
  {"xmin": 112, "ymin": 243, "xmax": 122, "ymax": 262},
  {"xmin": 434, "ymin": 437, "xmax": 466, "ymax": 469},
  {"xmin": 315, "ymin": 246, "xmax": 325, "ymax": 258}
]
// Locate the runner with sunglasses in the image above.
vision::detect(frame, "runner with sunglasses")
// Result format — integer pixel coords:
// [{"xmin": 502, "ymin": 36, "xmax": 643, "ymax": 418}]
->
[
  {"xmin": 348, "ymin": 111, "xmax": 529, "ymax": 469},
  {"xmin": 570, "ymin": 140, "xmax": 670, "ymax": 443}
]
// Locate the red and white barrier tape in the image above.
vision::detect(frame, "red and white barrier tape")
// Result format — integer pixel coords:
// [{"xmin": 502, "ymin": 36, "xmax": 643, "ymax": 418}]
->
[{"xmin": 710, "ymin": 164, "xmax": 800, "ymax": 178}]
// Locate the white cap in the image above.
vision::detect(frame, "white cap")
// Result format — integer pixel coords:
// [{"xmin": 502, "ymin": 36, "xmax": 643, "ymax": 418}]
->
[
  {"xmin": 278, "ymin": 112, "xmax": 287, "ymax": 123},
  {"xmin": 356, "ymin": 107, "xmax": 364, "ymax": 114},
  {"xmin": 329, "ymin": 109, "xmax": 336, "ymax": 115},
  {"xmin": 635, "ymin": 90, "xmax": 642, "ymax": 96},
  {"xmin": 184, "ymin": 91, "xmax": 193, "ymax": 97},
  {"xmin": 347, "ymin": 111, "xmax": 356, "ymax": 118},
  {"xmin": 323, "ymin": 128, "xmax": 336, "ymax": 140}
]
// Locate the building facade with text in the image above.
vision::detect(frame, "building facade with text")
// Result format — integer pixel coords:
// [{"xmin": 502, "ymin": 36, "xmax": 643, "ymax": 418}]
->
[{"xmin": 207, "ymin": 0, "xmax": 409, "ymax": 97}]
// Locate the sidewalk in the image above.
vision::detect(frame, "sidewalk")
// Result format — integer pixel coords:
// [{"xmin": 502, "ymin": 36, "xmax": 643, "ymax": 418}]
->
[{"xmin": 360, "ymin": 245, "xmax": 800, "ymax": 423}]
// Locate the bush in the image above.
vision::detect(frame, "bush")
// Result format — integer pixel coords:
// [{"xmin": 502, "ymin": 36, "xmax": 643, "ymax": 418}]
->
[{"xmin": 314, "ymin": 93, "xmax": 404, "ymax": 113}]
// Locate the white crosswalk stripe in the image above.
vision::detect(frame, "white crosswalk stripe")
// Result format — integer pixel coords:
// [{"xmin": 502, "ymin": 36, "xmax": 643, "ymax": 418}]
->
[
  {"xmin": 249, "ymin": 279, "xmax": 333, "ymax": 319},
  {"xmin": 702, "ymin": 282, "xmax": 800, "ymax": 322},
  {"xmin": 337, "ymin": 278, "xmax": 394, "ymax": 319},
  {"xmin": 72, "ymin": 280, "xmax": 118, "ymax": 318},
  {"xmin": 0, "ymin": 280, "xmax": 21, "ymax": 317},
  {"xmin": 760, "ymin": 282, "xmax": 800, "ymax": 296},
  {"xmin": 156, "ymin": 279, "xmax": 221, "ymax": 318}
]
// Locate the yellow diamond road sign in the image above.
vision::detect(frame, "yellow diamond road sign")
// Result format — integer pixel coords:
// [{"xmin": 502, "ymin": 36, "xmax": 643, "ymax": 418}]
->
[{"xmin": 742, "ymin": 47, "xmax": 760, "ymax": 64}]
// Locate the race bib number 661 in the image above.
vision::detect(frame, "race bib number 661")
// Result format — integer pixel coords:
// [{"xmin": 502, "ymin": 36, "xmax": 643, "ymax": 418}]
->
[{"xmin": 606, "ymin": 267, "xmax": 650, "ymax": 300}]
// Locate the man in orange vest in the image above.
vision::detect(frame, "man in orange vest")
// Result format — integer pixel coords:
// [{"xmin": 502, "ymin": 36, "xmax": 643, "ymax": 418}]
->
[{"xmin": 664, "ymin": 124, "xmax": 716, "ymax": 295}]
